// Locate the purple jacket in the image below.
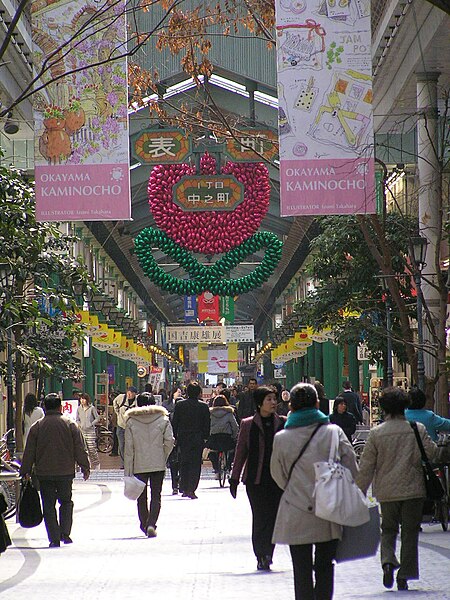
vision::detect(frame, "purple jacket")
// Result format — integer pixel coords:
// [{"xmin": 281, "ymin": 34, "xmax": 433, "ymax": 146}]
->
[{"xmin": 231, "ymin": 412, "xmax": 286, "ymax": 485}]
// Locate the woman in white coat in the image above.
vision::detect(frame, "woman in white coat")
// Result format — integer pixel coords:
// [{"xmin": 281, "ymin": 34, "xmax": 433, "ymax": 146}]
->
[
  {"xmin": 124, "ymin": 392, "xmax": 174, "ymax": 537},
  {"xmin": 270, "ymin": 383, "xmax": 358, "ymax": 600}
]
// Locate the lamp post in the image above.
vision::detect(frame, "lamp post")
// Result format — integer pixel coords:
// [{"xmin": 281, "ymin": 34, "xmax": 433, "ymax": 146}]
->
[
  {"xmin": 0, "ymin": 263, "xmax": 15, "ymax": 452},
  {"xmin": 411, "ymin": 235, "xmax": 428, "ymax": 391},
  {"xmin": 379, "ymin": 277, "xmax": 393, "ymax": 387}
]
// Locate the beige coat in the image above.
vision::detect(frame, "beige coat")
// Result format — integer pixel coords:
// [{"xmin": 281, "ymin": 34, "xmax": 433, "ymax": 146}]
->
[
  {"xmin": 124, "ymin": 405, "xmax": 174, "ymax": 477},
  {"xmin": 356, "ymin": 415, "xmax": 448, "ymax": 502},
  {"xmin": 270, "ymin": 423, "xmax": 358, "ymax": 545}
]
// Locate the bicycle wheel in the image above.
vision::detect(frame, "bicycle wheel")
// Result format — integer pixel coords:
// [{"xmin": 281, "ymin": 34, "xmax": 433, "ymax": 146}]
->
[
  {"xmin": 97, "ymin": 432, "xmax": 113, "ymax": 453},
  {"xmin": 353, "ymin": 442, "xmax": 365, "ymax": 463},
  {"xmin": 218, "ymin": 452, "xmax": 227, "ymax": 488},
  {"xmin": 436, "ymin": 498, "xmax": 449, "ymax": 532},
  {"xmin": 0, "ymin": 480, "xmax": 17, "ymax": 520}
]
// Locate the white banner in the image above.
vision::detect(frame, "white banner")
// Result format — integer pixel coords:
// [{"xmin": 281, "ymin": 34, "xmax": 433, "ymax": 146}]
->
[
  {"xmin": 225, "ymin": 325, "xmax": 255, "ymax": 343},
  {"xmin": 167, "ymin": 326, "xmax": 225, "ymax": 344},
  {"xmin": 275, "ymin": 0, "xmax": 375, "ymax": 216}
]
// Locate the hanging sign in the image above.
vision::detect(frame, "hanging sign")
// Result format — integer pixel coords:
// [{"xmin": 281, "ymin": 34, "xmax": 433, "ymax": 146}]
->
[
  {"xmin": 184, "ymin": 295, "xmax": 198, "ymax": 323},
  {"xmin": 220, "ymin": 296, "xmax": 235, "ymax": 324},
  {"xmin": 33, "ymin": 0, "xmax": 130, "ymax": 222},
  {"xmin": 173, "ymin": 175, "xmax": 244, "ymax": 211},
  {"xmin": 225, "ymin": 325, "xmax": 254, "ymax": 343},
  {"xmin": 198, "ymin": 292, "xmax": 220, "ymax": 322},
  {"xmin": 225, "ymin": 129, "xmax": 279, "ymax": 162},
  {"xmin": 275, "ymin": 1, "xmax": 375, "ymax": 216},
  {"xmin": 131, "ymin": 128, "xmax": 191, "ymax": 164},
  {"xmin": 167, "ymin": 326, "xmax": 225, "ymax": 344}
]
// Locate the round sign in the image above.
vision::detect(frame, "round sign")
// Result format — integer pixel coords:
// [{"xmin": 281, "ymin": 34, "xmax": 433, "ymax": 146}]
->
[{"xmin": 137, "ymin": 365, "xmax": 148, "ymax": 378}]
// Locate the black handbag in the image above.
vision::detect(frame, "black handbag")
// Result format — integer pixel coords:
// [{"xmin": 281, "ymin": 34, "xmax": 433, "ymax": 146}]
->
[
  {"xmin": 410, "ymin": 422, "xmax": 445, "ymax": 501},
  {"xmin": 18, "ymin": 479, "xmax": 43, "ymax": 528}
]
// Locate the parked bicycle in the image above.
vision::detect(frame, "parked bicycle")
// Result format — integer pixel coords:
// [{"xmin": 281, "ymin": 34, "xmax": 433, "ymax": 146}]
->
[
  {"xmin": 0, "ymin": 429, "xmax": 21, "ymax": 519},
  {"xmin": 96, "ymin": 425, "xmax": 113, "ymax": 454}
]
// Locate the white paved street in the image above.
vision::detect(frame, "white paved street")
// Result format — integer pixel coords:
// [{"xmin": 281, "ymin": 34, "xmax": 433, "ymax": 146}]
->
[{"xmin": 2, "ymin": 473, "xmax": 450, "ymax": 599}]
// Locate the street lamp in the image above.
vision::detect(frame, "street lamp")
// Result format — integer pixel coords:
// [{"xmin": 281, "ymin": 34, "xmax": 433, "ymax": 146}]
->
[
  {"xmin": 379, "ymin": 276, "xmax": 393, "ymax": 387},
  {"xmin": 411, "ymin": 235, "xmax": 428, "ymax": 391},
  {"xmin": 0, "ymin": 263, "xmax": 15, "ymax": 452}
]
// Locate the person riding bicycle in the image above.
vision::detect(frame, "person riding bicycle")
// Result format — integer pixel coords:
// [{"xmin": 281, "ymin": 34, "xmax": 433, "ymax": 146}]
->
[{"xmin": 207, "ymin": 395, "xmax": 239, "ymax": 476}]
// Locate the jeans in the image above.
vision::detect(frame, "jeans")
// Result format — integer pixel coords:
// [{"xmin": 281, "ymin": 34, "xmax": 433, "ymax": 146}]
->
[
  {"xmin": 39, "ymin": 478, "xmax": 74, "ymax": 544},
  {"xmin": 289, "ymin": 539, "xmax": 339, "ymax": 600},
  {"xmin": 380, "ymin": 498, "xmax": 424, "ymax": 580},
  {"xmin": 245, "ymin": 481, "xmax": 283, "ymax": 559},
  {"xmin": 116, "ymin": 426, "xmax": 125, "ymax": 466},
  {"xmin": 135, "ymin": 471, "xmax": 165, "ymax": 530}
]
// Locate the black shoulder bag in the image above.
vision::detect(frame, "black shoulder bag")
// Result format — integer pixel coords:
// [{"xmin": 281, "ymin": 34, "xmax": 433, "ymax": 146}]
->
[
  {"xmin": 286, "ymin": 423, "xmax": 324, "ymax": 483},
  {"xmin": 410, "ymin": 421, "xmax": 444, "ymax": 501}
]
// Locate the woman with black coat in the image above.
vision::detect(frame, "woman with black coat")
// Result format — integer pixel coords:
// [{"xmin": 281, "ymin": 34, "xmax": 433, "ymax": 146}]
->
[{"xmin": 329, "ymin": 397, "xmax": 357, "ymax": 441}]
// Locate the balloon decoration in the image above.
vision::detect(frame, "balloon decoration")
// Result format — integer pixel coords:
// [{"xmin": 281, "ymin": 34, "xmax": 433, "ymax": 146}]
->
[
  {"xmin": 134, "ymin": 152, "xmax": 283, "ymax": 296},
  {"xmin": 148, "ymin": 153, "xmax": 270, "ymax": 254},
  {"xmin": 134, "ymin": 228, "xmax": 282, "ymax": 296}
]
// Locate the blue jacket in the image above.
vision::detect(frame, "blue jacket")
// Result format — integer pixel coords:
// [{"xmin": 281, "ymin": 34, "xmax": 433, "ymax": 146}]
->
[{"xmin": 405, "ymin": 408, "xmax": 450, "ymax": 441}]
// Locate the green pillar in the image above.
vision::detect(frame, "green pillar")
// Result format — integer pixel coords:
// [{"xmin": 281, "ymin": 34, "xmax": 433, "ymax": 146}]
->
[
  {"xmin": 323, "ymin": 341, "xmax": 340, "ymax": 400},
  {"xmin": 62, "ymin": 379, "xmax": 72, "ymax": 399},
  {"xmin": 348, "ymin": 344, "xmax": 359, "ymax": 391},
  {"xmin": 84, "ymin": 340, "xmax": 94, "ymax": 398},
  {"xmin": 286, "ymin": 360, "xmax": 294, "ymax": 389},
  {"xmin": 314, "ymin": 343, "xmax": 324, "ymax": 382},
  {"xmin": 307, "ymin": 345, "xmax": 315, "ymax": 380}
]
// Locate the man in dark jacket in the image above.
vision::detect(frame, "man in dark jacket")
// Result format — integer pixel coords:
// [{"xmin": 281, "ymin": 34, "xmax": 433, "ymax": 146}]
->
[
  {"xmin": 20, "ymin": 393, "xmax": 90, "ymax": 547},
  {"xmin": 171, "ymin": 381, "xmax": 210, "ymax": 499},
  {"xmin": 236, "ymin": 378, "xmax": 258, "ymax": 421},
  {"xmin": 333, "ymin": 381, "xmax": 364, "ymax": 424}
]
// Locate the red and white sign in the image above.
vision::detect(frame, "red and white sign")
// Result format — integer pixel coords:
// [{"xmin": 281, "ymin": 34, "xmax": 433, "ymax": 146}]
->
[{"xmin": 198, "ymin": 292, "xmax": 220, "ymax": 322}]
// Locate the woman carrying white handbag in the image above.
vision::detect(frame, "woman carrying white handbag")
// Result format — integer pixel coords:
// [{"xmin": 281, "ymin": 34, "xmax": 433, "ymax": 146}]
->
[{"xmin": 270, "ymin": 383, "xmax": 359, "ymax": 600}]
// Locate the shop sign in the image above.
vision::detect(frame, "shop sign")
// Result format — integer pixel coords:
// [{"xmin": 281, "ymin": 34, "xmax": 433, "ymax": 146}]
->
[
  {"xmin": 131, "ymin": 128, "xmax": 191, "ymax": 164},
  {"xmin": 167, "ymin": 326, "xmax": 225, "ymax": 344},
  {"xmin": 173, "ymin": 175, "xmax": 244, "ymax": 211},
  {"xmin": 225, "ymin": 325, "xmax": 254, "ymax": 343},
  {"xmin": 226, "ymin": 129, "xmax": 278, "ymax": 162}
]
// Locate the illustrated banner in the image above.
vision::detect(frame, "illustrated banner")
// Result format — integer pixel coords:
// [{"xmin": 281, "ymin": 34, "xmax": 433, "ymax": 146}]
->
[
  {"xmin": 275, "ymin": 0, "xmax": 375, "ymax": 216},
  {"xmin": 32, "ymin": 0, "xmax": 130, "ymax": 221}
]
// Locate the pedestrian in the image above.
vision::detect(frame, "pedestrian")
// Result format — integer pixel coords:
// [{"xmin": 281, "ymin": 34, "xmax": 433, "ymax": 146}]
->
[
  {"xmin": 329, "ymin": 397, "xmax": 357, "ymax": 442},
  {"xmin": 314, "ymin": 380, "xmax": 330, "ymax": 415},
  {"xmin": 276, "ymin": 389, "xmax": 290, "ymax": 416},
  {"xmin": 19, "ymin": 393, "xmax": 90, "ymax": 547},
  {"xmin": 236, "ymin": 377, "xmax": 258, "ymax": 421},
  {"xmin": 113, "ymin": 386, "xmax": 137, "ymax": 467},
  {"xmin": 356, "ymin": 387, "xmax": 449, "ymax": 591},
  {"xmin": 335, "ymin": 381, "xmax": 363, "ymax": 423},
  {"xmin": 207, "ymin": 394, "xmax": 239, "ymax": 476},
  {"xmin": 23, "ymin": 392, "xmax": 44, "ymax": 446},
  {"xmin": 405, "ymin": 386, "xmax": 450, "ymax": 441},
  {"xmin": 124, "ymin": 392, "xmax": 174, "ymax": 538},
  {"xmin": 172, "ymin": 381, "xmax": 210, "ymax": 499},
  {"xmin": 270, "ymin": 382, "xmax": 358, "ymax": 600},
  {"xmin": 76, "ymin": 392, "xmax": 100, "ymax": 470},
  {"xmin": 229, "ymin": 386, "xmax": 286, "ymax": 571},
  {"xmin": 0, "ymin": 490, "xmax": 11, "ymax": 555},
  {"xmin": 109, "ymin": 398, "xmax": 119, "ymax": 457},
  {"xmin": 163, "ymin": 388, "xmax": 183, "ymax": 495}
]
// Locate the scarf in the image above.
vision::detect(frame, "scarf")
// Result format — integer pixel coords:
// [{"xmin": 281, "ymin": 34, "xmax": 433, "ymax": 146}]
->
[{"xmin": 285, "ymin": 408, "xmax": 329, "ymax": 429}]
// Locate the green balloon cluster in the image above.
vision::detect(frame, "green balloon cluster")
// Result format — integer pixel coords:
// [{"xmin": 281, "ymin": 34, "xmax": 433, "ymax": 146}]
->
[{"xmin": 134, "ymin": 228, "xmax": 283, "ymax": 296}]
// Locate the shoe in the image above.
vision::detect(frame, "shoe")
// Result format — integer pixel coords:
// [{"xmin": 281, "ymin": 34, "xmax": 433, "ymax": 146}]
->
[
  {"xmin": 382, "ymin": 563, "xmax": 394, "ymax": 589},
  {"xmin": 257, "ymin": 556, "xmax": 271, "ymax": 571},
  {"xmin": 61, "ymin": 534, "xmax": 73, "ymax": 544},
  {"xmin": 172, "ymin": 488, "xmax": 179, "ymax": 495},
  {"xmin": 182, "ymin": 492, "xmax": 189, "ymax": 497},
  {"xmin": 397, "ymin": 578, "xmax": 408, "ymax": 591},
  {"xmin": 188, "ymin": 492, "xmax": 198, "ymax": 499},
  {"xmin": 146, "ymin": 526, "xmax": 157, "ymax": 538},
  {"xmin": 49, "ymin": 541, "xmax": 60, "ymax": 548}
]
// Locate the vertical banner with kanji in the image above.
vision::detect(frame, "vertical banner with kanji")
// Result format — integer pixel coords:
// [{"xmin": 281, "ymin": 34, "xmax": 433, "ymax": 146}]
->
[
  {"xmin": 198, "ymin": 292, "xmax": 220, "ymax": 322},
  {"xmin": 275, "ymin": 1, "xmax": 375, "ymax": 216},
  {"xmin": 184, "ymin": 295, "xmax": 198, "ymax": 323},
  {"xmin": 220, "ymin": 296, "xmax": 235, "ymax": 324},
  {"xmin": 32, "ymin": 0, "xmax": 130, "ymax": 221}
]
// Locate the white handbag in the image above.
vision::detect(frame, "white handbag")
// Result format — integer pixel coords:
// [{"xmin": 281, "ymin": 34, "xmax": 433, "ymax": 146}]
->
[
  {"xmin": 313, "ymin": 426, "xmax": 369, "ymax": 527},
  {"xmin": 124, "ymin": 476, "xmax": 146, "ymax": 501}
]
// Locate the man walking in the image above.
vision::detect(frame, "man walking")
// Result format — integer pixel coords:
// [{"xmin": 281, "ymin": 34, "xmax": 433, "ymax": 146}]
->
[
  {"xmin": 334, "ymin": 381, "xmax": 364, "ymax": 424},
  {"xmin": 20, "ymin": 393, "xmax": 90, "ymax": 547},
  {"xmin": 236, "ymin": 378, "xmax": 258, "ymax": 421},
  {"xmin": 172, "ymin": 381, "xmax": 210, "ymax": 499},
  {"xmin": 113, "ymin": 385, "xmax": 137, "ymax": 467}
]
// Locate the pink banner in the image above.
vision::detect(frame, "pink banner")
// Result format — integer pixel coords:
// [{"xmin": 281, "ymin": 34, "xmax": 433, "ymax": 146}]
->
[{"xmin": 32, "ymin": 0, "xmax": 130, "ymax": 221}]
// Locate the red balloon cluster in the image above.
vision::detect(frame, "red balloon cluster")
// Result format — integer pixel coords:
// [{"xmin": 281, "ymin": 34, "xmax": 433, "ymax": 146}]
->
[{"xmin": 148, "ymin": 153, "xmax": 270, "ymax": 254}]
